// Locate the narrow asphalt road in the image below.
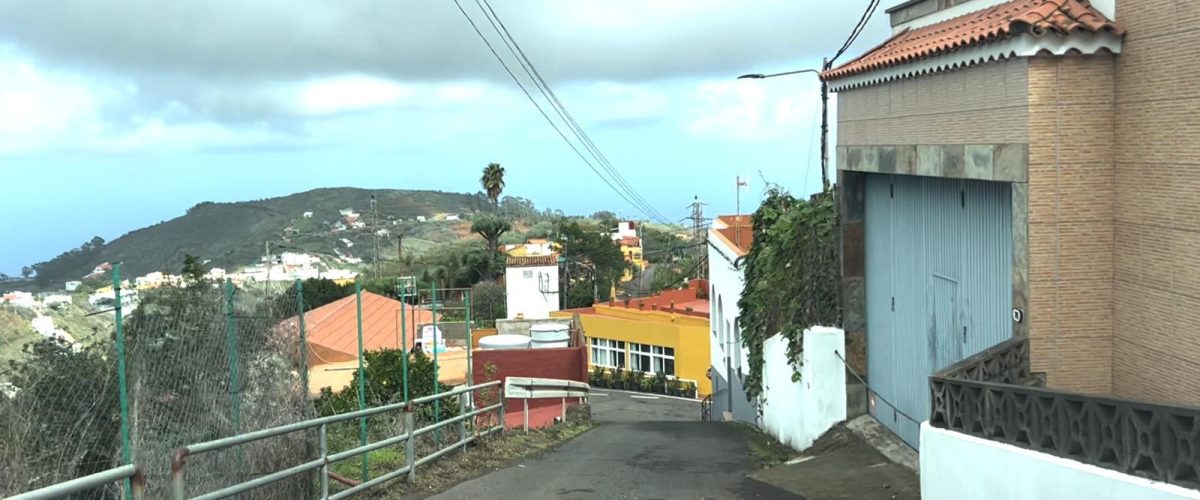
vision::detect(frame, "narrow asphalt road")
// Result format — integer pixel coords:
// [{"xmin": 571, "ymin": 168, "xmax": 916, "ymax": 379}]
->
[{"xmin": 431, "ymin": 390, "xmax": 801, "ymax": 500}]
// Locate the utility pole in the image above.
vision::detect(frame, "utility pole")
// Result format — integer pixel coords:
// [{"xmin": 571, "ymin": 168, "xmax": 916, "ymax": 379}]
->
[
  {"xmin": 687, "ymin": 196, "xmax": 707, "ymax": 243},
  {"xmin": 264, "ymin": 241, "xmax": 272, "ymax": 284},
  {"xmin": 371, "ymin": 195, "xmax": 381, "ymax": 279},
  {"xmin": 820, "ymin": 58, "xmax": 831, "ymax": 191}
]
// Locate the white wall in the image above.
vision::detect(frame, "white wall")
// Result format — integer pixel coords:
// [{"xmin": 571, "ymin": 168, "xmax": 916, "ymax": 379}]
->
[
  {"xmin": 505, "ymin": 264, "xmax": 559, "ymax": 320},
  {"xmin": 760, "ymin": 326, "xmax": 847, "ymax": 451},
  {"xmin": 707, "ymin": 236, "xmax": 748, "ymax": 372},
  {"xmin": 921, "ymin": 423, "xmax": 1200, "ymax": 500}
]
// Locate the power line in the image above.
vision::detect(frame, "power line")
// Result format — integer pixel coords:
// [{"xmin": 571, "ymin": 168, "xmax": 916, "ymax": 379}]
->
[
  {"xmin": 830, "ymin": 0, "xmax": 882, "ymax": 66},
  {"xmin": 474, "ymin": 0, "xmax": 673, "ymax": 225},
  {"xmin": 453, "ymin": 0, "xmax": 673, "ymax": 225}
]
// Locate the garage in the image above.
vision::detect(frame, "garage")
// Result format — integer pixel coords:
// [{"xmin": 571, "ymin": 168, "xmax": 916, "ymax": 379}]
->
[{"xmin": 864, "ymin": 173, "xmax": 1013, "ymax": 448}]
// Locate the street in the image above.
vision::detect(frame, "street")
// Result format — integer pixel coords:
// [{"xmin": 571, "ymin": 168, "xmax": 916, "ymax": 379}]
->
[{"xmin": 431, "ymin": 390, "xmax": 800, "ymax": 500}]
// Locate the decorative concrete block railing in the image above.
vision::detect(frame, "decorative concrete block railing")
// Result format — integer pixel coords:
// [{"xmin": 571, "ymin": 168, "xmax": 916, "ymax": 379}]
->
[{"xmin": 929, "ymin": 336, "xmax": 1200, "ymax": 491}]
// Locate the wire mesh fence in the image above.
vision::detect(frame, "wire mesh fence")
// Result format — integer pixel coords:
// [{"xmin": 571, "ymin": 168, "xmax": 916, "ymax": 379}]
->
[{"xmin": 0, "ymin": 268, "xmax": 481, "ymax": 499}]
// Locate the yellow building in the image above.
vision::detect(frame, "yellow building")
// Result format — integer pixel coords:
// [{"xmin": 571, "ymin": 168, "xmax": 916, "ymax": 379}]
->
[
  {"xmin": 504, "ymin": 239, "xmax": 562, "ymax": 258},
  {"xmin": 552, "ymin": 280, "xmax": 711, "ymax": 396},
  {"xmin": 617, "ymin": 236, "xmax": 645, "ymax": 282}
]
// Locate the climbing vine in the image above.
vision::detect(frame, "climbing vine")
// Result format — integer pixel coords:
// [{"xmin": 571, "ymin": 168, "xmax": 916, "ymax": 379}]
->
[{"xmin": 737, "ymin": 187, "xmax": 842, "ymax": 400}]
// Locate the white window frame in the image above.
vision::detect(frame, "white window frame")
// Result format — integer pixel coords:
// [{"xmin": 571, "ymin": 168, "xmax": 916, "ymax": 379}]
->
[
  {"xmin": 629, "ymin": 342, "xmax": 675, "ymax": 376},
  {"xmin": 589, "ymin": 338, "xmax": 626, "ymax": 369}
]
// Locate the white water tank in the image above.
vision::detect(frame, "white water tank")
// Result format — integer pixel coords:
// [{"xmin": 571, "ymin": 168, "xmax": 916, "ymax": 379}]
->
[
  {"xmin": 529, "ymin": 323, "xmax": 570, "ymax": 349},
  {"xmin": 479, "ymin": 334, "xmax": 531, "ymax": 350}
]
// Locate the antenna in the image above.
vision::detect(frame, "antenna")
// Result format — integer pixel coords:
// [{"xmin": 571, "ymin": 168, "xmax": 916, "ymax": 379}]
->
[{"xmin": 735, "ymin": 177, "xmax": 750, "ymax": 248}]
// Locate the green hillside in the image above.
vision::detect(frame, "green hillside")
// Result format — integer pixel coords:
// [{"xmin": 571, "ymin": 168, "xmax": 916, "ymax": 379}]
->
[{"xmin": 29, "ymin": 188, "xmax": 493, "ymax": 285}]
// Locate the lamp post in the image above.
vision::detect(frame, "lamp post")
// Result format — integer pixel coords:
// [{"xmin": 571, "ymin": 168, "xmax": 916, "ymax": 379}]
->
[{"xmin": 737, "ymin": 62, "xmax": 830, "ymax": 191}]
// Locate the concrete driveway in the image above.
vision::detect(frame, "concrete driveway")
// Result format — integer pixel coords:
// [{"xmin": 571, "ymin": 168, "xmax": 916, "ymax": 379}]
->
[{"xmin": 431, "ymin": 390, "xmax": 800, "ymax": 500}]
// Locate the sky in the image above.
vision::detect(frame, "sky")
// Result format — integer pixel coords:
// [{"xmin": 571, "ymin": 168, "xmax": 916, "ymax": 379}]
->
[{"xmin": 0, "ymin": 0, "xmax": 892, "ymax": 275}]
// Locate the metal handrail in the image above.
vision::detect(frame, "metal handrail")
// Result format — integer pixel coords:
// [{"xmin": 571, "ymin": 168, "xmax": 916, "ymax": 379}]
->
[
  {"xmin": 171, "ymin": 380, "xmax": 505, "ymax": 500},
  {"xmin": 8, "ymin": 464, "xmax": 144, "ymax": 500}
]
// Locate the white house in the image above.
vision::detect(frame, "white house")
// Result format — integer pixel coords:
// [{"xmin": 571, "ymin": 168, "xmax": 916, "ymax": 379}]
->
[
  {"xmin": 2, "ymin": 291, "xmax": 36, "ymax": 309},
  {"xmin": 415, "ymin": 216, "xmax": 427, "ymax": 222},
  {"xmin": 707, "ymin": 215, "xmax": 757, "ymax": 423},
  {"xmin": 64, "ymin": 281, "xmax": 82, "ymax": 292},
  {"xmin": 611, "ymin": 221, "xmax": 639, "ymax": 241},
  {"xmin": 504, "ymin": 254, "xmax": 560, "ymax": 320},
  {"xmin": 303, "ymin": 211, "xmax": 314, "ymax": 219},
  {"xmin": 42, "ymin": 294, "xmax": 73, "ymax": 308},
  {"xmin": 445, "ymin": 214, "xmax": 461, "ymax": 221}
]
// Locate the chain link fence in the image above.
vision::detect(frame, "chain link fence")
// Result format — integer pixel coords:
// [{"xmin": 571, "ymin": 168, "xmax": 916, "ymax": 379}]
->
[{"xmin": 1, "ymin": 271, "xmax": 482, "ymax": 498}]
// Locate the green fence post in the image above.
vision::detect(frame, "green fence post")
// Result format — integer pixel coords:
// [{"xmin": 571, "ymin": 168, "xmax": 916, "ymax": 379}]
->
[
  {"xmin": 463, "ymin": 291, "xmax": 472, "ymax": 449},
  {"xmin": 432, "ymin": 283, "xmax": 440, "ymax": 446},
  {"xmin": 113, "ymin": 264, "xmax": 133, "ymax": 500},
  {"xmin": 224, "ymin": 279, "xmax": 240, "ymax": 435},
  {"xmin": 355, "ymin": 280, "xmax": 368, "ymax": 483},
  {"xmin": 296, "ymin": 279, "xmax": 308, "ymax": 398},
  {"xmin": 401, "ymin": 287, "xmax": 409, "ymax": 403}
]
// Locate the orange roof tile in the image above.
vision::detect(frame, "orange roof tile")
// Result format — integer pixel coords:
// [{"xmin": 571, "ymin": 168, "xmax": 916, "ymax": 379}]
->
[
  {"xmin": 712, "ymin": 226, "xmax": 754, "ymax": 257},
  {"xmin": 298, "ymin": 291, "xmax": 437, "ymax": 363},
  {"xmin": 604, "ymin": 279, "xmax": 710, "ymax": 317},
  {"xmin": 715, "ymin": 215, "xmax": 752, "ymax": 229},
  {"xmin": 619, "ymin": 236, "xmax": 642, "ymax": 247},
  {"xmin": 506, "ymin": 254, "xmax": 559, "ymax": 267},
  {"xmin": 822, "ymin": 0, "xmax": 1123, "ymax": 81}
]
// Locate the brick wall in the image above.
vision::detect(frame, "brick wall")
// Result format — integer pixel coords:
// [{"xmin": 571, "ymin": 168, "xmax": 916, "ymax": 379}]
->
[
  {"xmin": 1025, "ymin": 55, "xmax": 1116, "ymax": 395},
  {"xmin": 1111, "ymin": 0, "xmax": 1200, "ymax": 406},
  {"xmin": 471, "ymin": 346, "xmax": 588, "ymax": 429},
  {"xmin": 837, "ymin": 59, "xmax": 1030, "ymax": 146}
]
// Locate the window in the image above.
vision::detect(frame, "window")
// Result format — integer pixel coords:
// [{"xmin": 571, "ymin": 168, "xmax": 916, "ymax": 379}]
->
[
  {"xmin": 522, "ymin": 270, "xmax": 533, "ymax": 279},
  {"xmin": 629, "ymin": 343, "xmax": 675, "ymax": 376},
  {"xmin": 589, "ymin": 338, "xmax": 626, "ymax": 369}
]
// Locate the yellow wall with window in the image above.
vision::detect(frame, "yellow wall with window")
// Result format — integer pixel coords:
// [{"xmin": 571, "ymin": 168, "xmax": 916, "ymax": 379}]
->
[{"xmin": 552, "ymin": 305, "xmax": 711, "ymax": 395}]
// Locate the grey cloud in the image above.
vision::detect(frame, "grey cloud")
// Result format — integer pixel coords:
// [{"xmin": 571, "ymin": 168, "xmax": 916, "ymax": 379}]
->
[{"xmin": 0, "ymin": 1, "xmax": 891, "ymax": 84}]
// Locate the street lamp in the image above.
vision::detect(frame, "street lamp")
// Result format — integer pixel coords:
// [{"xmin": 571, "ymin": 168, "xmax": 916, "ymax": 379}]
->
[{"xmin": 737, "ymin": 61, "xmax": 831, "ymax": 191}]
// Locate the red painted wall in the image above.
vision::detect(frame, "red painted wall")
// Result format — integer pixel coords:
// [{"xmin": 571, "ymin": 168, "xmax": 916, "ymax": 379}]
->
[{"xmin": 472, "ymin": 346, "xmax": 588, "ymax": 429}]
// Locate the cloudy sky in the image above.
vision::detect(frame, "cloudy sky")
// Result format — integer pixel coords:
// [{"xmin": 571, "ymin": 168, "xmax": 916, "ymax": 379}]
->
[{"xmin": 0, "ymin": 0, "xmax": 891, "ymax": 274}]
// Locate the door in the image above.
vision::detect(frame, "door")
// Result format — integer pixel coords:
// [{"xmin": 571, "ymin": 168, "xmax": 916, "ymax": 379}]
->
[{"xmin": 865, "ymin": 173, "xmax": 1012, "ymax": 449}]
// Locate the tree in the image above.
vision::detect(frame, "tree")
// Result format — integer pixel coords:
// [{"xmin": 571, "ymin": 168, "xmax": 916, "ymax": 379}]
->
[
  {"xmin": 19, "ymin": 267, "xmax": 32, "ymax": 279},
  {"xmin": 591, "ymin": 210, "xmax": 619, "ymax": 229},
  {"xmin": 480, "ymin": 163, "xmax": 506, "ymax": 211},
  {"xmin": 554, "ymin": 219, "xmax": 629, "ymax": 306},
  {"xmin": 471, "ymin": 215, "xmax": 512, "ymax": 275},
  {"xmin": 297, "ymin": 278, "xmax": 355, "ymax": 310},
  {"xmin": 181, "ymin": 254, "xmax": 206, "ymax": 284},
  {"xmin": 470, "ymin": 281, "xmax": 506, "ymax": 323}
]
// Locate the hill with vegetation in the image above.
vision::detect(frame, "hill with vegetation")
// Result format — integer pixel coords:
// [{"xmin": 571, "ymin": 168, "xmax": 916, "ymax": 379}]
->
[{"xmin": 24, "ymin": 188, "xmax": 526, "ymax": 286}]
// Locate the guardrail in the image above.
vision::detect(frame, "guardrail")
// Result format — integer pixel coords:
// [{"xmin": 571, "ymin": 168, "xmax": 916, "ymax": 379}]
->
[
  {"xmin": 8, "ymin": 464, "xmax": 144, "ymax": 500},
  {"xmin": 170, "ymin": 380, "xmax": 504, "ymax": 500},
  {"xmin": 930, "ymin": 336, "xmax": 1200, "ymax": 491},
  {"xmin": 504, "ymin": 377, "xmax": 590, "ymax": 432}
]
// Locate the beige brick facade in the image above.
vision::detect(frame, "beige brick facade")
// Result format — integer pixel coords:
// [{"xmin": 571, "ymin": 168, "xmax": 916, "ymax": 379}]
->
[
  {"xmin": 837, "ymin": 59, "xmax": 1030, "ymax": 146},
  {"xmin": 1025, "ymin": 55, "xmax": 1117, "ymax": 395},
  {"xmin": 1111, "ymin": 0, "xmax": 1200, "ymax": 406}
]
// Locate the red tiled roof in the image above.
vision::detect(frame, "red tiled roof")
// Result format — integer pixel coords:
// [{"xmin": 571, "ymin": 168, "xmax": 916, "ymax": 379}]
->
[
  {"xmin": 507, "ymin": 254, "xmax": 559, "ymax": 267},
  {"xmin": 604, "ymin": 279, "xmax": 710, "ymax": 317},
  {"xmin": 715, "ymin": 215, "xmax": 752, "ymax": 229},
  {"xmin": 822, "ymin": 0, "xmax": 1123, "ymax": 81},
  {"xmin": 294, "ymin": 291, "xmax": 437, "ymax": 363},
  {"xmin": 712, "ymin": 226, "xmax": 754, "ymax": 257},
  {"xmin": 619, "ymin": 236, "xmax": 641, "ymax": 247}
]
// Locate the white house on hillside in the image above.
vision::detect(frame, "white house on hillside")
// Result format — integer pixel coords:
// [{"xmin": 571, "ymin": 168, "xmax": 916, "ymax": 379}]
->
[
  {"xmin": 707, "ymin": 215, "xmax": 757, "ymax": 423},
  {"xmin": 504, "ymin": 254, "xmax": 560, "ymax": 320}
]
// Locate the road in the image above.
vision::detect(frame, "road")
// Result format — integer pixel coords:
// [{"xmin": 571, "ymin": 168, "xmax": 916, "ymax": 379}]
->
[{"xmin": 431, "ymin": 390, "xmax": 801, "ymax": 500}]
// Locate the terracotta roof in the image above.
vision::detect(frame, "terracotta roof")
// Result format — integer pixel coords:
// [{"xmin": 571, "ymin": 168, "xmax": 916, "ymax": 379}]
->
[
  {"xmin": 715, "ymin": 215, "xmax": 752, "ymax": 229},
  {"xmin": 603, "ymin": 279, "xmax": 710, "ymax": 317},
  {"xmin": 506, "ymin": 254, "xmax": 559, "ymax": 267},
  {"xmin": 619, "ymin": 236, "xmax": 641, "ymax": 247},
  {"xmin": 712, "ymin": 226, "xmax": 754, "ymax": 257},
  {"xmin": 822, "ymin": 0, "xmax": 1123, "ymax": 81},
  {"xmin": 295, "ymin": 291, "xmax": 438, "ymax": 363}
]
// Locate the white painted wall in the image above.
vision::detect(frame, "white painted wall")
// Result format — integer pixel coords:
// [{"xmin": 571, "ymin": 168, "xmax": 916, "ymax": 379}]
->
[
  {"xmin": 921, "ymin": 423, "xmax": 1200, "ymax": 500},
  {"xmin": 760, "ymin": 326, "xmax": 847, "ymax": 451},
  {"xmin": 505, "ymin": 264, "xmax": 559, "ymax": 320},
  {"xmin": 707, "ymin": 235, "xmax": 748, "ymax": 372}
]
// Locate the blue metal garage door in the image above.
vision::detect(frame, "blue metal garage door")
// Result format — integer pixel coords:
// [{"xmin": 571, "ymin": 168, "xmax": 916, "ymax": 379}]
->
[{"xmin": 865, "ymin": 173, "xmax": 1013, "ymax": 448}]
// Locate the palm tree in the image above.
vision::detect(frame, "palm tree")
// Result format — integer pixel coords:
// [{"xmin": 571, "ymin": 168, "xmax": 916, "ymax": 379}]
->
[{"xmin": 480, "ymin": 163, "xmax": 505, "ymax": 211}]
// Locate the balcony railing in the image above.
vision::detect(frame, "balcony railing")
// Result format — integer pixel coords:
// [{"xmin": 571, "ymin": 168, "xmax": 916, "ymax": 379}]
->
[{"xmin": 930, "ymin": 336, "xmax": 1200, "ymax": 491}]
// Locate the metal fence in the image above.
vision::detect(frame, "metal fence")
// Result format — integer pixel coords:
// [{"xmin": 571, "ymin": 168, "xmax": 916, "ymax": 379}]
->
[
  {"xmin": 171, "ymin": 381, "xmax": 504, "ymax": 500},
  {"xmin": 930, "ymin": 336, "xmax": 1200, "ymax": 491},
  {"xmin": 1, "ymin": 267, "xmax": 481, "ymax": 499}
]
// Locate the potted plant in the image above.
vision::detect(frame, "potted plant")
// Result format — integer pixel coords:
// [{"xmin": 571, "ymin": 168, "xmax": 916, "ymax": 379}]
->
[
  {"xmin": 639, "ymin": 377, "xmax": 654, "ymax": 393},
  {"xmin": 667, "ymin": 378, "xmax": 681, "ymax": 396},
  {"xmin": 590, "ymin": 365, "xmax": 605, "ymax": 387},
  {"xmin": 601, "ymin": 370, "xmax": 613, "ymax": 388},
  {"xmin": 653, "ymin": 371, "xmax": 668, "ymax": 394},
  {"xmin": 613, "ymin": 367, "xmax": 626, "ymax": 389},
  {"xmin": 682, "ymin": 381, "xmax": 697, "ymax": 399},
  {"xmin": 630, "ymin": 370, "xmax": 644, "ymax": 392}
]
